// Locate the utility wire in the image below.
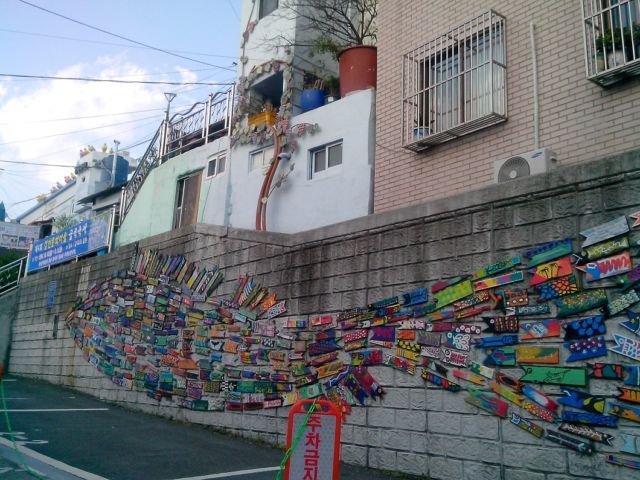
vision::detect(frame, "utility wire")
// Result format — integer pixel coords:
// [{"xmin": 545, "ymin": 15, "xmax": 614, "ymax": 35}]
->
[
  {"xmin": 226, "ymin": 0, "xmax": 241, "ymax": 20},
  {"xmin": 16, "ymin": 0, "xmax": 236, "ymax": 71},
  {"xmin": 0, "ymin": 159, "xmax": 76, "ymax": 167},
  {"xmin": 0, "ymin": 28, "xmax": 244, "ymax": 60},
  {"xmin": 0, "ymin": 114, "xmax": 159, "ymax": 146},
  {"xmin": 0, "ymin": 104, "xmax": 192, "ymax": 125},
  {"xmin": 0, "ymin": 73, "xmax": 233, "ymax": 86}
]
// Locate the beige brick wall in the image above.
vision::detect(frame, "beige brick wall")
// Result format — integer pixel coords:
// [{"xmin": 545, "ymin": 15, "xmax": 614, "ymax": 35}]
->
[{"xmin": 375, "ymin": 0, "xmax": 640, "ymax": 212}]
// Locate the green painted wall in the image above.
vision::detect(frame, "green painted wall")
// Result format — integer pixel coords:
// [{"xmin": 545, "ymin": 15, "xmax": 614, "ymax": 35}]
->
[{"xmin": 116, "ymin": 140, "xmax": 227, "ymax": 247}]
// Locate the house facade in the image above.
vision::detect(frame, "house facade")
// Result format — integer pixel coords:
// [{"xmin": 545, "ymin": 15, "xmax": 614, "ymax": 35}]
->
[
  {"xmin": 116, "ymin": 0, "xmax": 376, "ymax": 245},
  {"xmin": 375, "ymin": 0, "xmax": 640, "ymax": 212}
]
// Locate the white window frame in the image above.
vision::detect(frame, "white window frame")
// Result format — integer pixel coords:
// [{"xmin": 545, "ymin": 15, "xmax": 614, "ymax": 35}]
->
[
  {"xmin": 206, "ymin": 153, "xmax": 226, "ymax": 179},
  {"xmin": 309, "ymin": 140, "xmax": 343, "ymax": 180},
  {"xmin": 249, "ymin": 146, "xmax": 275, "ymax": 173}
]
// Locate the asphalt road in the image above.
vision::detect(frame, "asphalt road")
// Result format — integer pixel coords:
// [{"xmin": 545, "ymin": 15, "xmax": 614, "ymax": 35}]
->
[{"xmin": 0, "ymin": 377, "xmax": 405, "ymax": 480}]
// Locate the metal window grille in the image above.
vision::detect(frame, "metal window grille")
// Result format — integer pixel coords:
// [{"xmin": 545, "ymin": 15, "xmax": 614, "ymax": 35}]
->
[
  {"xmin": 401, "ymin": 11, "xmax": 507, "ymax": 152},
  {"xmin": 582, "ymin": 0, "xmax": 640, "ymax": 86}
]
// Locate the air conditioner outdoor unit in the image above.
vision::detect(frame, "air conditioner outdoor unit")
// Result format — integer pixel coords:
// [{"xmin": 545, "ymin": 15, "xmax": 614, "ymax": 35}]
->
[{"xmin": 493, "ymin": 148, "xmax": 557, "ymax": 184}]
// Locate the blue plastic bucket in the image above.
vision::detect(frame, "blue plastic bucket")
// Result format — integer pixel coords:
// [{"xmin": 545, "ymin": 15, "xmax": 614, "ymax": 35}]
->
[{"xmin": 300, "ymin": 89, "xmax": 325, "ymax": 112}]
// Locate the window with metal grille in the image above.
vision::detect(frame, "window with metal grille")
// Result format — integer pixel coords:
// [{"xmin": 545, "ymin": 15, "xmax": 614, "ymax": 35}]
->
[
  {"xmin": 401, "ymin": 11, "xmax": 507, "ymax": 152},
  {"xmin": 259, "ymin": 0, "xmax": 278, "ymax": 19},
  {"xmin": 310, "ymin": 141, "xmax": 342, "ymax": 178},
  {"xmin": 582, "ymin": 0, "xmax": 640, "ymax": 87}
]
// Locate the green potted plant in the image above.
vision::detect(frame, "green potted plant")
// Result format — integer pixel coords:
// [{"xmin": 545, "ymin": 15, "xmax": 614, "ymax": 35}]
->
[
  {"xmin": 324, "ymin": 76, "xmax": 340, "ymax": 103},
  {"xmin": 595, "ymin": 25, "xmax": 639, "ymax": 69},
  {"xmin": 300, "ymin": 72, "xmax": 325, "ymax": 112}
]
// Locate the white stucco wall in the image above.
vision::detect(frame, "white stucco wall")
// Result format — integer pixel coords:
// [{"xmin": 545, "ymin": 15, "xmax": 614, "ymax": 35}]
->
[
  {"xmin": 18, "ymin": 183, "xmax": 77, "ymax": 225},
  {"xmin": 229, "ymin": 89, "xmax": 375, "ymax": 233}
]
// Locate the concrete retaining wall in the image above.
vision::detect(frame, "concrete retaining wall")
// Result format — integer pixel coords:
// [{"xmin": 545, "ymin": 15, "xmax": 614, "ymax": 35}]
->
[{"xmin": 5, "ymin": 149, "xmax": 640, "ymax": 479}]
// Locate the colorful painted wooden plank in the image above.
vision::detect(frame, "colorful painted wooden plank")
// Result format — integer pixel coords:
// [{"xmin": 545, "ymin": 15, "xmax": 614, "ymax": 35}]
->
[
  {"xmin": 558, "ymin": 388, "xmax": 606, "ymax": 414},
  {"xmin": 431, "ymin": 276, "xmax": 467, "ymax": 294},
  {"xmin": 620, "ymin": 432, "xmax": 640, "ymax": 456},
  {"xmin": 420, "ymin": 346, "xmax": 441, "ymax": 359},
  {"xmin": 630, "ymin": 210, "xmax": 640, "ymax": 228},
  {"xmin": 521, "ymin": 384, "xmax": 559, "ymax": 412},
  {"xmin": 472, "ymin": 256, "xmax": 522, "ymax": 281},
  {"xmin": 625, "ymin": 365, "xmax": 640, "ymax": 386},
  {"xmin": 515, "ymin": 345, "xmax": 560, "ymax": 365},
  {"xmin": 523, "ymin": 238, "xmax": 573, "ymax": 268},
  {"xmin": 342, "ymin": 329, "xmax": 368, "ymax": 344},
  {"xmin": 368, "ymin": 296, "xmax": 399, "ymax": 310},
  {"xmin": 433, "ymin": 279, "xmax": 473, "ymax": 307},
  {"xmin": 616, "ymin": 264, "xmax": 640, "ymax": 291},
  {"xmin": 502, "ymin": 288, "xmax": 528, "ymax": 307},
  {"xmin": 397, "ymin": 340, "xmax": 421, "ymax": 354},
  {"xmin": 483, "ymin": 316, "xmax": 519, "ymax": 334},
  {"xmin": 535, "ymin": 275, "xmax": 579, "ymax": 301},
  {"xmin": 546, "ymin": 430, "xmax": 594, "ymax": 455},
  {"xmin": 464, "ymin": 387, "xmax": 509, "ymax": 417},
  {"xmin": 483, "ymin": 347, "xmax": 516, "ymax": 367},
  {"xmin": 496, "ymin": 372, "xmax": 524, "ymax": 392},
  {"xmin": 561, "ymin": 411, "xmax": 618, "ymax": 428},
  {"xmin": 488, "ymin": 380, "xmax": 524, "ymax": 406},
  {"xmin": 589, "ymin": 362, "xmax": 624, "ymax": 380},
  {"xmin": 454, "ymin": 305, "xmax": 492, "ymax": 320},
  {"xmin": 420, "ymin": 369, "xmax": 462, "ymax": 392},
  {"xmin": 440, "ymin": 347, "xmax": 469, "ymax": 367},
  {"xmin": 370, "ymin": 326, "xmax": 396, "ymax": 343},
  {"xmin": 576, "ymin": 251, "xmax": 632, "ymax": 282},
  {"xmin": 399, "ymin": 319, "xmax": 426, "ymax": 330},
  {"xmin": 473, "ymin": 271, "xmax": 524, "ymax": 291},
  {"xmin": 506, "ymin": 304, "xmax": 551, "ymax": 316},
  {"xmin": 469, "ymin": 362, "xmax": 494, "ymax": 379},
  {"xmin": 609, "ymin": 401, "xmax": 640, "ymax": 423},
  {"xmin": 607, "ymin": 289, "xmax": 640, "ymax": 317},
  {"xmin": 559, "ymin": 423, "xmax": 614, "ymax": 446},
  {"xmin": 443, "ymin": 332, "xmax": 471, "ymax": 351},
  {"xmin": 416, "ymin": 332, "xmax": 441, "ymax": 347},
  {"xmin": 565, "ymin": 336, "xmax": 608, "ymax": 362},
  {"xmin": 617, "ymin": 387, "xmax": 640, "ymax": 404},
  {"xmin": 555, "ymin": 289, "xmax": 608, "ymax": 318},
  {"xmin": 520, "ymin": 319, "xmax": 561, "ymax": 340},
  {"xmin": 580, "ymin": 216, "xmax": 629, "ymax": 249},
  {"xmin": 424, "ymin": 309, "xmax": 455, "ymax": 322},
  {"xmin": 474, "ymin": 335, "xmax": 519, "ymax": 348},
  {"xmin": 453, "ymin": 324, "xmax": 482, "ymax": 335},
  {"xmin": 384, "ymin": 353, "xmax": 416, "ymax": 375},
  {"xmin": 453, "ymin": 290, "xmax": 491, "ymax": 310},
  {"xmin": 424, "ymin": 322, "xmax": 455, "ymax": 332},
  {"xmin": 402, "ymin": 288, "xmax": 428, "ymax": 306},
  {"xmin": 510, "ymin": 412, "xmax": 545, "ymax": 438},
  {"xmin": 562, "ymin": 316, "xmax": 606, "ymax": 341},
  {"xmin": 610, "ymin": 333, "xmax": 640, "ymax": 361},
  {"xmin": 453, "ymin": 369, "xmax": 486, "ymax": 385},
  {"xmin": 528, "ymin": 256, "xmax": 573, "ymax": 286},
  {"xmin": 576, "ymin": 236, "xmax": 629, "ymax": 264},
  {"xmin": 519, "ymin": 366, "xmax": 588, "ymax": 386},
  {"xmin": 621, "ymin": 309, "xmax": 640, "ymax": 335},
  {"xmin": 349, "ymin": 349, "xmax": 383, "ymax": 367},
  {"xmin": 606, "ymin": 454, "xmax": 640, "ymax": 470}
]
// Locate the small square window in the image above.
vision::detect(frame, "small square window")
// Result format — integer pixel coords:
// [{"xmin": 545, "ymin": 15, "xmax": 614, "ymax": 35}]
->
[
  {"xmin": 310, "ymin": 141, "xmax": 342, "ymax": 178},
  {"xmin": 207, "ymin": 154, "xmax": 226, "ymax": 178},
  {"xmin": 250, "ymin": 146, "xmax": 275, "ymax": 172},
  {"xmin": 259, "ymin": 0, "xmax": 278, "ymax": 19}
]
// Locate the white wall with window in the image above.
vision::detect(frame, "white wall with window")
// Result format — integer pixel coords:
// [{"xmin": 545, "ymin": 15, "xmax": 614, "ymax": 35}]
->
[{"xmin": 228, "ymin": 89, "xmax": 375, "ymax": 233}]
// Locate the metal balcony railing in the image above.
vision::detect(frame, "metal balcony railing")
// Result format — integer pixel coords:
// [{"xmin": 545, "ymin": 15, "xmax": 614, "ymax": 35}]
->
[
  {"xmin": 401, "ymin": 10, "xmax": 507, "ymax": 152},
  {"xmin": 120, "ymin": 87, "xmax": 235, "ymax": 222},
  {"xmin": 582, "ymin": 0, "xmax": 640, "ymax": 87},
  {"xmin": 0, "ymin": 256, "xmax": 27, "ymax": 296}
]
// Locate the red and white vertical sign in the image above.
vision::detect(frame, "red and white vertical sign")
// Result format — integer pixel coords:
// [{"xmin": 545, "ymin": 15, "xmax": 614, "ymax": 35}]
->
[{"xmin": 284, "ymin": 399, "xmax": 341, "ymax": 480}]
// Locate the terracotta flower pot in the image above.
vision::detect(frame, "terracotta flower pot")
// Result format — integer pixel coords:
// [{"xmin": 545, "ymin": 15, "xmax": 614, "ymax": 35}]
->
[{"xmin": 338, "ymin": 45, "xmax": 377, "ymax": 97}]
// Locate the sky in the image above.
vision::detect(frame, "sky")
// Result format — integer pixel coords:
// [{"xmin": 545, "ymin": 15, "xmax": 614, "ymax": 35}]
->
[{"xmin": 0, "ymin": 0, "xmax": 243, "ymax": 219}]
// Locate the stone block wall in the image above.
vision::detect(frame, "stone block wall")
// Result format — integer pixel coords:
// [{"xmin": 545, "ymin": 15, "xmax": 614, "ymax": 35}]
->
[{"xmin": 5, "ymin": 150, "xmax": 640, "ymax": 479}]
